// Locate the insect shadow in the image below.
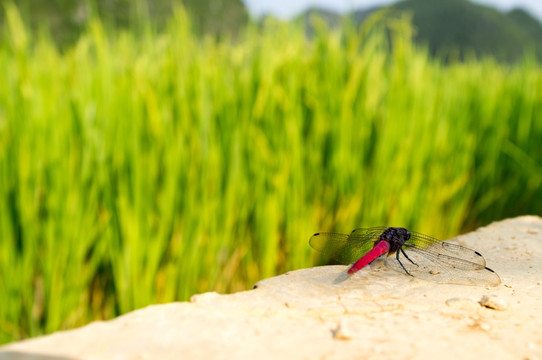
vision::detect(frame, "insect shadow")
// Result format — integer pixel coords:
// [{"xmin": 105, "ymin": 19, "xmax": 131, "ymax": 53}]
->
[{"xmin": 332, "ymin": 270, "xmax": 351, "ymax": 284}]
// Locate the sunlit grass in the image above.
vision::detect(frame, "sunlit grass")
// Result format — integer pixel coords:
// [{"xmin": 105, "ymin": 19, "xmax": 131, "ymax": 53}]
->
[{"xmin": 0, "ymin": 5, "xmax": 541, "ymax": 344}]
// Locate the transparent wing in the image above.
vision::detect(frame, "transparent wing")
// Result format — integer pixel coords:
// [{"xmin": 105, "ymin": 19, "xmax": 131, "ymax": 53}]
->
[
  {"xmin": 309, "ymin": 227, "xmax": 388, "ymax": 264},
  {"xmin": 406, "ymin": 231, "xmax": 487, "ymax": 266},
  {"xmin": 385, "ymin": 242, "xmax": 501, "ymax": 286}
]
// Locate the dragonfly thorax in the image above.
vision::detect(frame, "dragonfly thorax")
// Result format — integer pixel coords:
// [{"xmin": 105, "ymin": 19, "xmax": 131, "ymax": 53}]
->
[{"xmin": 380, "ymin": 227, "xmax": 411, "ymax": 253}]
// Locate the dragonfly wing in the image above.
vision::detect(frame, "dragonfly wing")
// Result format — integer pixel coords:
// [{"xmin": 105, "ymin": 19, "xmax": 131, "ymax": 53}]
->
[
  {"xmin": 406, "ymin": 232, "xmax": 487, "ymax": 266},
  {"xmin": 384, "ymin": 246, "xmax": 501, "ymax": 287},
  {"xmin": 309, "ymin": 227, "xmax": 386, "ymax": 264},
  {"xmin": 350, "ymin": 226, "xmax": 389, "ymax": 237}
]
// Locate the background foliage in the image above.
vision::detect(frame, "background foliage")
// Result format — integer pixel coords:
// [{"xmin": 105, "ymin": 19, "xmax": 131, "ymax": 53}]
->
[{"xmin": 0, "ymin": 2, "xmax": 541, "ymax": 345}]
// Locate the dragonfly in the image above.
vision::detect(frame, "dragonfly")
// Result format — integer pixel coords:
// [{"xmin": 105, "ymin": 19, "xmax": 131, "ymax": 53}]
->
[{"xmin": 309, "ymin": 226, "xmax": 501, "ymax": 286}]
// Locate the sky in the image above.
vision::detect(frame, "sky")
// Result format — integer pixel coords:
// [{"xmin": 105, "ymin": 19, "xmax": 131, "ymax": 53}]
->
[{"xmin": 242, "ymin": 0, "xmax": 542, "ymax": 22}]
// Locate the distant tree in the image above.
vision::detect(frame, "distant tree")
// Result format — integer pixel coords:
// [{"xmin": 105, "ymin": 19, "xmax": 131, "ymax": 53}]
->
[
  {"xmin": 392, "ymin": 0, "xmax": 541, "ymax": 62},
  {"xmin": 181, "ymin": 0, "xmax": 248, "ymax": 36},
  {"xmin": 507, "ymin": 8, "xmax": 542, "ymax": 58},
  {"xmin": 299, "ymin": 0, "xmax": 542, "ymax": 63},
  {"xmin": 0, "ymin": 0, "xmax": 249, "ymax": 46}
]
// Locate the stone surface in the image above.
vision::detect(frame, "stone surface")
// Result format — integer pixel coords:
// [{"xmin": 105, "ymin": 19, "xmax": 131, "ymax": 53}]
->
[{"xmin": 1, "ymin": 216, "xmax": 541, "ymax": 359}]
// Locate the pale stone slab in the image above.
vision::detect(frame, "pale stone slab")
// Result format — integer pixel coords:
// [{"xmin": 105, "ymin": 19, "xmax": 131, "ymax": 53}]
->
[{"xmin": 1, "ymin": 216, "xmax": 541, "ymax": 359}]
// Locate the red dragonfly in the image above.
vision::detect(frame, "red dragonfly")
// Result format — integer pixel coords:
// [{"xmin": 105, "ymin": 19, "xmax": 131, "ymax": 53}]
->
[{"xmin": 310, "ymin": 227, "xmax": 500, "ymax": 286}]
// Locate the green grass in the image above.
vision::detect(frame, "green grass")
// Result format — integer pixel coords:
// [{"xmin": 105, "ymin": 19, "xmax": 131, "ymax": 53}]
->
[{"xmin": 0, "ymin": 6, "xmax": 541, "ymax": 344}]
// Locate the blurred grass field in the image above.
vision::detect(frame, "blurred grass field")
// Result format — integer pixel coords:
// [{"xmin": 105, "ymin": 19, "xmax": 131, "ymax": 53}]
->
[{"xmin": 0, "ymin": 5, "xmax": 541, "ymax": 344}]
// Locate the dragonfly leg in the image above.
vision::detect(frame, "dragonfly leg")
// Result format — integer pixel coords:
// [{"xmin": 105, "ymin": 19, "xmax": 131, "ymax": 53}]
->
[
  {"xmin": 400, "ymin": 247, "xmax": 417, "ymax": 266},
  {"xmin": 396, "ymin": 250, "xmax": 414, "ymax": 277}
]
